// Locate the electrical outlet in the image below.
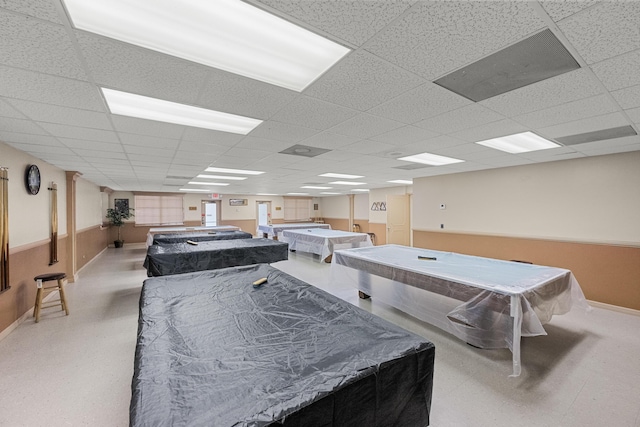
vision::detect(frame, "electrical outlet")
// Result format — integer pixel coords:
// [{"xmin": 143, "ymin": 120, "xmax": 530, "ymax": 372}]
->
[{"xmin": 440, "ymin": 224, "xmax": 444, "ymax": 229}]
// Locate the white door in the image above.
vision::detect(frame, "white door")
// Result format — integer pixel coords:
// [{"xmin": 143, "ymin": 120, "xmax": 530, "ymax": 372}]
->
[
  {"xmin": 205, "ymin": 202, "xmax": 217, "ymax": 226},
  {"xmin": 258, "ymin": 203, "xmax": 268, "ymax": 226},
  {"xmin": 387, "ymin": 194, "xmax": 410, "ymax": 246}
]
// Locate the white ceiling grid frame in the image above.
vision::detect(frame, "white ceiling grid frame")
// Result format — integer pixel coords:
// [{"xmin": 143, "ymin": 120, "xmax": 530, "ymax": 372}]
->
[
  {"xmin": 326, "ymin": 113, "xmax": 405, "ymax": 140},
  {"xmin": 269, "ymin": 96, "xmax": 359, "ymax": 130},
  {"xmin": 449, "ymin": 119, "xmax": 530, "ymax": 144},
  {"xmin": 414, "ymin": 104, "xmax": 506, "ymax": 135},
  {"xmin": 591, "ymin": 50, "xmax": 640, "ymax": 92},
  {"xmin": 1, "ymin": 0, "xmax": 64, "ymax": 24},
  {"xmin": 611, "ymin": 85, "xmax": 640, "ymax": 110},
  {"xmin": 362, "ymin": 1, "xmax": 547, "ymax": 81},
  {"xmin": 6, "ymin": 98, "xmax": 112, "ymax": 130}
]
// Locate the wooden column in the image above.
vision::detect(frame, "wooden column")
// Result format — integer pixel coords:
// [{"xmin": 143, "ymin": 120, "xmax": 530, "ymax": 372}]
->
[{"xmin": 65, "ymin": 171, "xmax": 81, "ymax": 282}]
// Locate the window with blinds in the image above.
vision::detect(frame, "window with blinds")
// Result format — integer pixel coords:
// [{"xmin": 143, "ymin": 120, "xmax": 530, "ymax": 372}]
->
[
  {"xmin": 134, "ymin": 195, "xmax": 184, "ymax": 226},
  {"xmin": 284, "ymin": 197, "xmax": 312, "ymax": 222}
]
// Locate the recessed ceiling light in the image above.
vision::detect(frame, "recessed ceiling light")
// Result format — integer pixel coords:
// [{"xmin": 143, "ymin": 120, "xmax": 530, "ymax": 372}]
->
[
  {"xmin": 188, "ymin": 181, "xmax": 230, "ymax": 186},
  {"xmin": 287, "ymin": 192, "xmax": 309, "ymax": 195},
  {"xmin": 388, "ymin": 180, "xmax": 413, "ymax": 184},
  {"xmin": 197, "ymin": 174, "xmax": 247, "ymax": 180},
  {"xmin": 205, "ymin": 167, "xmax": 264, "ymax": 175},
  {"xmin": 329, "ymin": 181, "xmax": 367, "ymax": 186},
  {"xmin": 301, "ymin": 186, "xmax": 332, "ymax": 190},
  {"xmin": 319, "ymin": 173, "xmax": 364, "ymax": 179},
  {"xmin": 256, "ymin": 193, "xmax": 278, "ymax": 196},
  {"xmin": 320, "ymin": 192, "xmax": 341, "ymax": 195},
  {"xmin": 179, "ymin": 188, "xmax": 213, "ymax": 192},
  {"xmin": 474, "ymin": 131, "xmax": 561, "ymax": 153},
  {"xmin": 101, "ymin": 88, "xmax": 261, "ymax": 134},
  {"xmin": 353, "ymin": 189, "xmax": 370, "ymax": 192},
  {"xmin": 398, "ymin": 153, "xmax": 464, "ymax": 166},
  {"xmin": 65, "ymin": 0, "xmax": 350, "ymax": 92}
]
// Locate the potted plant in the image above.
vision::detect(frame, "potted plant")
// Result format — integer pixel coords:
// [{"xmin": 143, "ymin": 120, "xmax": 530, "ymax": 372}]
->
[{"xmin": 106, "ymin": 207, "xmax": 134, "ymax": 248}]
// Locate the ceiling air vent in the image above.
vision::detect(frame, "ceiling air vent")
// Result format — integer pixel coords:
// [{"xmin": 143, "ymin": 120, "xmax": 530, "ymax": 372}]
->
[
  {"xmin": 279, "ymin": 144, "xmax": 331, "ymax": 157},
  {"xmin": 434, "ymin": 29, "xmax": 580, "ymax": 102},
  {"xmin": 393, "ymin": 163, "xmax": 432, "ymax": 170},
  {"xmin": 556, "ymin": 126, "xmax": 638, "ymax": 145}
]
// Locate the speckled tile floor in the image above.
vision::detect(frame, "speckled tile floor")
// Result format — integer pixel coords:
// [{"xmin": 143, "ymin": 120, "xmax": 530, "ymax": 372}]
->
[{"xmin": 1, "ymin": 243, "xmax": 639, "ymax": 426}]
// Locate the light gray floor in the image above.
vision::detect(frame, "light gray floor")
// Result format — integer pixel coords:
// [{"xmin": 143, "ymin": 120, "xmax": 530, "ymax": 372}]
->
[{"xmin": 1, "ymin": 243, "xmax": 639, "ymax": 426}]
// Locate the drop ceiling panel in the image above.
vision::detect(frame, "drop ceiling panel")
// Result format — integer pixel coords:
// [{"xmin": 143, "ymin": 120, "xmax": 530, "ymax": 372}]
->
[
  {"xmin": 304, "ymin": 50, "xmax": 424, "ymax": 111},
  {"xmin": 611, "ymin": 85, "xmax": 640, "ymax": 110},
  {"xmin": 0, "ymin": 0, "xmax": 63, "ymax": 24},
  {"xmin": 591, "ymin": 50, "xmax": 640, "ymax": 92},
  {"xmin": 450, "ymin": 119, "xmax": 529, "ymax": 143},
  {"xmin": 369, "ymin": 125, "xmax": 440, "ymax": 145},
  {"xmin": 540, "ymin": 112, "xmax": 630, "ymax": 139},
  {"xmin": 75, "ymin": 32, "xmax": 209, "ymax": 105},
  {"xmin": 368, "ymin": 83, "xmax": 471, "ymax": 124},
  {"xmin": 363, "ymin": 1, "xmax": 545, "ymax": 80},
  {"xmin": 72, "ymin": 148, "xmax": 126, "ymax": 159},
  {"xmin": 414, "ymin": 104, "xmax": 505, "ymax": 135},
  {"xmin": 255, "ymin": 0, "xmax": 415, "ymax": 46},
  {"xmin": 480, "ymin": 69, "xmax": 603, "ymax": 117},
  {"xmin": 124, "ymin": 145, "xmax": 174, "ymax": 158},
  {"xmin": 558, "ymin": 2, "xmax": 640, "ymax": 64},
  {"xmin": 328, "ymin": 113, "xmax": 404, "ymax": 139},
  {"xmin": 513, "ymin": 94, "xmax": 619, "ymax": 129},
  {"xmin": 7, "ymin": 99, "xmax": 112, "ymax": 130},
  {"xmin": 223, "ymin": 147, "xmax": 272, "ymax": 160},
  {"xmin": 341, "ymin": 139, "xmax": 396, "ymax": 155},
  {"xmin": 0, "ymin": 117, "xmax": 48, "ymax": 135},
  {"xmin": 0, "ymin": 131, "xmax": 61, "ymax": 146},
  {"xmin": 0, "ymin": 66, "xmax": 105, "ymax": 111},
  {"xmin": 298, "ymin": 132, "xmax": 361, "ymax": 150},
  {"xmin": 249, "ymin": 121, "xmax": 318, "ymax": 143},
  {"xmin": 197, "ymin": 68, "xmax": 297, "ymax": 120},
  {"xmin": 0, "ymin": 11, "xmax": 87, "ymax": 79},
  {"xmin": 176, "ymin": 141, "xmax": 229, "ymax": 155},
  {"xmin": 10, "ymin": 142, "xmax": 74, "ymax": 156},
  {"xmin": 57, "ymin": 138, "xmax": 121, "ymax": 151},
  {"xmin": 180, "ymin": 128, "xmax": 244, "ymax": 146},
  {"xmin": 234, "ymin": 137, "xmax": 293, "ymax": 152},
  {"xmin": 110, "ymin": 116, "xmax": 186, "ymax": 140},
  {"xmin": 399, "ymin": 135, "xmax": 469, "ymax": 154},
  {"xmin": 539, "ymin": 1, "xmax": 599, "ymax": 22},
  {"xmin": 119, "ymin": 134, "xmax": 180, "ymax": 150},
  {"xmin": 0, "ymin": 99, "xmax": 26, "ymax": 119},
  {"xmin": 626, "ymin": 107, "xmax": 640, "ymax": 124},
  {"xmin": 269, "ymin": 96, "xmax": 358, "ymax": 130},
  {"xmin": 36, "ymin": 123, "xmax": 120, "ymax": 144}
]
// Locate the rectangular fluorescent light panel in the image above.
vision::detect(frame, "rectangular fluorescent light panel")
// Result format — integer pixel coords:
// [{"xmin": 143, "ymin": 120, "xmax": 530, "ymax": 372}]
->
[
  {"xmin": 65, "ymin": 0, "xmax": 350, "ymax": 92},
  {"xmin": 102, "ymin": 88, "xmax": 261, "ymax": 134},
  {"xmin": 320, "ymin": 192, "xmax": 341, "ymax": 195},
  {"xmin": 398, "ymin": 153, "xmax": 464, "ymax": 166},
  {"xmin": 205, "ymin": 167, "xmax": 264, "ymax": 175},
  {"xmin": 188, "ymin": 181, "xmax": 230, "ymax": 186},
  {"xmin": 302, "ymin": 186, "xmax": 332, "ymax": 190},
  {"xmin": 388, "ymin": 180, "xmax": 413, "ymax": 184},
  {"xmin": 319, "ymin": 173, "xmax": 364, "ymax": 179},
  {"xmin": 197, "ymin": 174, "xmax": 246, "ymax": 180},
  {"xmin": 475, "ymin": 131, "xmax": 560, "ymax": 153},
  {"xmin": 257, "ymin": 193, "xmax": 278, "ymax": 196},
  {"xmin": 287, "ymin": 193, "xmax": 309, "ymax": 195},
  {"xmin": 329, "ymin": 181, "xmax": 367, "ymax": 186},
  {"xmin": 353, "ymin": 189, "xmax": 370, "ymax": 192},
  {"xmin": 179, "ymin": 188, "xmax": 212, "ymax": 192}
]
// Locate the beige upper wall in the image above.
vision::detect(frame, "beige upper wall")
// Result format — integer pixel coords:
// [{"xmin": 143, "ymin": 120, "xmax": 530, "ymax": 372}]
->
[
  {"xmin": 413, "ymin": 152, "xmax": 640, "ymax": 245},
  {"xmin": 1, "ymin": 141, "xmax": 67, "ymax": 248},
  {"xmin": 322, "ymin": 195, "xmax": 349, "ymax": 218},
  {"xmin": 369, "ymin": 186, "xmax": 412, "ymax": 224},
  {"xmin": 354, "ymin": 193, "xmax": 369, "ymax": 220},
  {"xmin": 76, "ymin": 177, "xmax": 103, "ymax": 230}
]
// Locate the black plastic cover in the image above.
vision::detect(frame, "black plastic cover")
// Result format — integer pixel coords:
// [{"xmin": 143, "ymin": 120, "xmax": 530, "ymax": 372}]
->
[
  {"xmin": 131, "ymin": 264, "xmax": 435, "ymax": 427},
  {"xmin": 143, "ymin": 238, "xmax": 288, "ymax": 277},
  {"xmin": 152, "ymin": 230, "xmax": 254, "ymax": 245}
]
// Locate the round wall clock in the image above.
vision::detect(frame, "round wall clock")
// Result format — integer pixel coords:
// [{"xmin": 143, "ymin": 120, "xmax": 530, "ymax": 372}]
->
[{"xmin": 25, "ymin": 164, "xmax": 41, "ymax": 195}]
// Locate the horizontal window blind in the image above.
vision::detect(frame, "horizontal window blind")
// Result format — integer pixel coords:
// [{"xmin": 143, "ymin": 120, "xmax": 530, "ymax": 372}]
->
[
  {"xmin": 134, "ymin": 195, "xmax": 183, "ymax": 226},
  {"xmin": 284, "ymin": 198, "xmax": 311, "ymax": 222}
]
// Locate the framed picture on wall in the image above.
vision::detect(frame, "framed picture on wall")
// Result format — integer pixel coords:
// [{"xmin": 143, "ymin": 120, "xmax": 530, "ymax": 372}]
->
[
  {"xmin": 114, "ymin": 198, "xmax": 129, "ymax": 213},
  {"xmin": 229, "ymin": 198, "xmax": 248, "ymax": 206}
]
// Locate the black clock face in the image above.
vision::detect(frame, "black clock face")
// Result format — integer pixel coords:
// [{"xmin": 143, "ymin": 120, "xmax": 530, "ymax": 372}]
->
[{"xmin": 25, "ymin": 164, "xmax": 41, "ymax": 195}]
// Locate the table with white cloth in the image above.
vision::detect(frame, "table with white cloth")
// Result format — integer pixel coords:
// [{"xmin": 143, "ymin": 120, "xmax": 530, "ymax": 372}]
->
[
  {"xmin": 257, "ymin": 223, "xmax": 331, "ymax": 240},
  {"xmin": 330, "ymin": 244, "xmax": 589, "ymax": 377},
  {"xmin": 146, "ymin": 225, "xmax": 239, "ymax": 246},
  {"xmin": 281, "ymin": 228, "xmax": 372, "ymax": 262}
]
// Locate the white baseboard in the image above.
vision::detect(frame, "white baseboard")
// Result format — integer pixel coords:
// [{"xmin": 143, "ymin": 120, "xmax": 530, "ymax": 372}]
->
[{"xmin": 587, "ymin": 300, "xmax": 640, "ymax": 317}]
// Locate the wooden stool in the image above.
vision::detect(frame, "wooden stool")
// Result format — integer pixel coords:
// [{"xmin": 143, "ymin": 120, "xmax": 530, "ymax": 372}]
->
[{"xmin": 33, "ymin": 272, "xmax": 69, "ymax": 323}]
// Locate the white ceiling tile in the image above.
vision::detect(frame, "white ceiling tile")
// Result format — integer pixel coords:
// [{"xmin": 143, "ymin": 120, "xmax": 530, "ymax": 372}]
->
[
  {"xmin": 480, "ymin": 69, "xmax": 603, "ymax": 117},
  {"xmin": 269, "ymin": 96, "xmax": 358, "ymax": 130},
  {"xmin": 592, "ymin": 50, "xmax": 640, "ymax": 92},
  {"xmin": 450, "ymin": 119, "xmax": 530, "ymax": 143},
  {"xmin": 181, "ymin": 128, "xmax": 244, "ymax": 146},
  {"xmin": 328, "ymin": 113, "xmax": 404, "ymax": 139},
  {"xmin": 368, "ymin": 83, "xmax": 471, "ymax": 124},
  {"xmin": 539, "ymin": 1, "xmax": 599, "ymax": 22},
  {"xmin": 124, "ymin": 145, "xmax": 174, "ymax": 157},
  {"xmin": 0, "ymin": 131, "xmax": 60, "ymax": 146},
  {"xmin": 512, "ymin": 94, "xmax": 619, "ymax": 129},
  {"xmin": 611, "ymin": 85, "xmax": 640, "ymax": 110},
  {"xmin": 0, "ymin": 0, "xmax": 63, "ymax": 24},
  {"xmin": 625, "ymin": 107, "xmax": 640, "ymax": 124},
  {"xmin": 58, "ymin": 138, "xmax": 121, "ymax": 151},
  {"xmin": 37, "ymin": 123, "xmax": 120, "ymax": 143},
  {"xmin": 119, "ymin": 134, "xmax": 180, "ymax": 150},
  {"xmin": 234, "ymin": 137, "xmax": 293, "ymax": 152},
  {"xmin": 10, "ymin": 142, "xmax": 75, "ymax": 156},
  {"xmin": 298, "ymin": 132, "xmax": 361, "ymax": 150},
  {"xmin": 341, "ymin": 139, "xmax": 396, "ymax": 155},
  {"xmin": 558, "ymin": 3, "xmax": 640, "ymax": 64},
  {"xmin": 6, "ymin": 99, "xmax": 112, "ymax": 130},
  {"xmin": 249, "ymin": 121, "xmax": 317, "ymax": 143},
  {"xmin": 538, "ymin": 112, "xmax": 630, "ymax": 139},
  {"xmin": 0, "ymin": 11, "xmax": 86, "ymax": 79},
  {"xmin": 0, "ymin": 117, "xmax": 48, "ymax": 135},
  {"xmin": 0, "ymin": 99, "xmax": 26, "ymax": 119},
  {"xmin": 369, "ymin": 125, "xmax": 440, "ymax": 145},
  {"xmin": 222, "ymin": 147, "xmax": 271, "ymax": 160},
  {"xmin": 364, "ymin": 1, "xmax": 545, "ymax": 80},
  {"xmin": 399, "ymin": 135, "xmax": 469, "ymax": 154},
  {"xmin": 75, "ymin": 32, "xmax": 208, "ymax": 105},
  {"xmin": 175, "ymin": 141, "xmax": 228, "ymax": 155},
  {"xmin": 434, "ymin": 143, "xmax": 498, "ymax": 160},
  {"xmin": 0, "ymin": 66, "xmax": 105, "ymax": 111},
  {"xmin": 72, "ymin": 148, "xmax": 126, "ymax": 159},
  {"xmin": 256, "ymin": 0, "xmax": 414, "ymax": 46},
  {"xmin": 110, "ymin": 116, "xmax": 186, "ymax": 139},
  {"xmin": 305, "ymin": 50, "xmax": 424, "ymax": 111},
  {"xmin": 414, "ymin": 104, "xmax": 505, "ymax": 134}
]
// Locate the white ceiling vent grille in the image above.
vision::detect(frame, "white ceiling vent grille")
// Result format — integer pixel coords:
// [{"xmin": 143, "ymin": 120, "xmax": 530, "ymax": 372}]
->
[
  {"xmin": 556, "ymin": 126, "xmax": 637, "ymax": 145},
  {"xmin": 279, "ymin": 144, "xmax": 332, "ymax": 157},
  {"xmin": 434, "ymin": 29, "xmax": 580, "ymax": 102}
]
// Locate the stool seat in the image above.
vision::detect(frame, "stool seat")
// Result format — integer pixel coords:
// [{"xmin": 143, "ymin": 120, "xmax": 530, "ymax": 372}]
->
[{"xmin": 33, "ymin": 272, "xmax": 69, "ymax": 323}]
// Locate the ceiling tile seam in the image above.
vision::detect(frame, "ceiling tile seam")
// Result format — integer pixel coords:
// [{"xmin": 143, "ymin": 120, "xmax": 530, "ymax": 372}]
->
[
  {"xmin": 0, "ymin": 6, "xmax": 59, "ymax": 25},
  {"xmin": 552, "ymin": 2, "xmax": 604, "ymax": 25},
  {"xmin": 355, "ymin": 1, "xmax": 425, "ymax": 49}
]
